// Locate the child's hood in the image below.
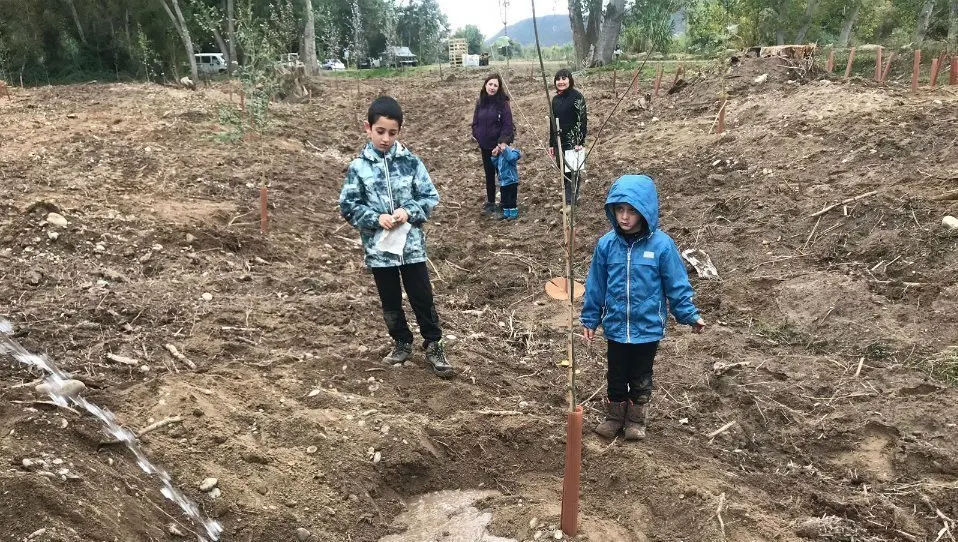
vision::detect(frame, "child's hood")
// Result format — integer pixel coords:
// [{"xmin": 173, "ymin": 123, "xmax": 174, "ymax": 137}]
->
[
  {"xmin": 604, "ymin": 174, "xmax": 659, "ymax": 236},
  {"xmin": 360, "ymin": 141, "xmax": 411, "ymax": 162}
]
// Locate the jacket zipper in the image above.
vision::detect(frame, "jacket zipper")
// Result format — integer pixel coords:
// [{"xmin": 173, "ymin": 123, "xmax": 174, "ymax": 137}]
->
[
  {"xmin": 383, "ymin": 154, "xmax": 404, "ymax": 265},
  {"xmin": 626, "ymin": 241, "xmax": 634, "ymax": 342}
]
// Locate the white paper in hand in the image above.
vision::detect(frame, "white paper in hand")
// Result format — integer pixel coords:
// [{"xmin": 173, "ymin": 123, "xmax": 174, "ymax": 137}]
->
[
  {"xmin": 564, "ymin": 148, "xmax": 586, "ymax": 173},
  {"xmin": 374, "ymin": 222, "xmax": 412, "ymax": 255}
]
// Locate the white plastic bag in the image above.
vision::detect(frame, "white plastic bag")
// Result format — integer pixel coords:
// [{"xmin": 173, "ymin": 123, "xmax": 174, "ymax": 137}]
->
[
  {"xmin": 374, "ymin": 222, "xmax": 412, "ymax": 255},
  {"xmin": 564, "ymin": 148, "xmax": 586, "ymax": 173}
]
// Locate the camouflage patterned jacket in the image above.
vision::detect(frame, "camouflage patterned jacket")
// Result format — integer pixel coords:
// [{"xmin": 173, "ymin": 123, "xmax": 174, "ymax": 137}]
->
[{"xmin": 339, "ymin": 142, "xmax": 440, "ymax": 268}]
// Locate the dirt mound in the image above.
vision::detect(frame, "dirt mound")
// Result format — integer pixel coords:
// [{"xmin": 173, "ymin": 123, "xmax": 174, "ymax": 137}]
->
[{"xmin": 1, "ymin": 64, "xmax": 956, "ymax": 542}]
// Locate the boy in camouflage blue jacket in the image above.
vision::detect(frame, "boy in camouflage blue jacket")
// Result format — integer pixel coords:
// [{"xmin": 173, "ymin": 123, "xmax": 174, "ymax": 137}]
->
[{"xmin": 339, "ymin": 96, "xmax": 453, "ymax": 378}]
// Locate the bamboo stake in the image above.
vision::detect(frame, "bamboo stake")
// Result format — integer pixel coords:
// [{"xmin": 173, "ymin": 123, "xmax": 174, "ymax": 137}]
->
[
  {"xmin": 844, "ymin": 47, "xmax": 856, "ymax": 81},
  {"xmin": 912, "ymin": 49, "xmax": 921, "ymax": 92}
]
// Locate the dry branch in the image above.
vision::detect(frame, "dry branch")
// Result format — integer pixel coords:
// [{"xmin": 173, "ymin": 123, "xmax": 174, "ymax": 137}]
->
[
  {"xmin": 809, "ymin": 190, "xmax": 880, "ymax": 218},
  {"xmin": 163, "ymin": 344, "xmax": 196, "ymax": 370}
]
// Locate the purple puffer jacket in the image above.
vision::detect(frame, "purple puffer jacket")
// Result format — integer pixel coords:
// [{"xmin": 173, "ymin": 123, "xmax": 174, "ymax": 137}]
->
[{"xmin": 471, "ymin": 99, "xmax": 515, "ymax": 151}]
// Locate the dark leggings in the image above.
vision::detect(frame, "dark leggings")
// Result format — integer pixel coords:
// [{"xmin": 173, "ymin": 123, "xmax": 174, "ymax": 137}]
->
[
  {"xmin": 480, "ymin": 147, "xmax": 497, "ymax": 204},
  {"xmin": 606, "ymin": 340, "xmax": 659, "ymax": 403},
  {"xmin": 501, "ymin": 184, "xmax": 518, "ymax": 209},
  {"xmin": 371, "ymin": 263, "xmax": 442, "ymax": 344}
]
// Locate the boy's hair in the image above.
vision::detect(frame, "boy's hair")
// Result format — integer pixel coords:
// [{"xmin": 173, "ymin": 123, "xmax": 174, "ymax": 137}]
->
[
  {"xmin": 554, "ymin": 68, "xmax": 575, "ymax": 90},
  {"xmin": 478, "ymin": 73, "xmax": 510, "ymax": 105},
  {"xmin": 368, "ymin": 95, "xmax": 403, "ymax": 127}
]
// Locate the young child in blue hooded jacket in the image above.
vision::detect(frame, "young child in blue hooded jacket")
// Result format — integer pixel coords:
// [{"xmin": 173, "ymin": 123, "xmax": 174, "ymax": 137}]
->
[
  {"xmin": 491, "ymin": 146, "xmax": 521, "ymax": 220},
  {"xmin": 581, "ymin": 174, "xmax": 706, "ymax": 440}
]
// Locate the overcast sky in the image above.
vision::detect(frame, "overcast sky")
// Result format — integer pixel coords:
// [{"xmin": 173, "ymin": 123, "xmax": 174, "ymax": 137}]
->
[{"xmin": 435, "ymin": 0, "xmax": 568, "ymax": 36}]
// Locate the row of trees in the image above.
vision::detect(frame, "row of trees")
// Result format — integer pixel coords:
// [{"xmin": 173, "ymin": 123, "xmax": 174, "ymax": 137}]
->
[
  {"xmin": 0, "ymin": 0, "xmax": 955, "ymax": 83},
  {"xmin": 0, "ymin": 0, "xmax": 449, "ymax": 84}
]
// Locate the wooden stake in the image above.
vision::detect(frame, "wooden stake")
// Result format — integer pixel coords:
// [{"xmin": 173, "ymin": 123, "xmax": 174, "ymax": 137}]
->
[
  {"xmin": 653, "ymin": 65, "xmax": 663, "ymax": 96},
  {"xmin": 930, "ymin": 58, "xmax": 940, "ymax": 88},
  {"xmin": 560, "ymin": 405, "xmax": 583, "ymax": 537},
  {"xmin": 874, "ymin": 47, "xmax": 882, "ymax": 81},
  {"xmin": 826, "ymin": 49, "xmax": 835, "ymax": 73},
  {"xmin": 634, "ymin": 68, "xmax": 641, "ymax": 96},
  {"xmin": 881, "ymin": 53, "xmax": 895, "ymax": 83},
  {"xmin": 951, "ymin": 57, "xmax": 957, "ymax": 85},
  {"xmin": 912, "ymin": 49, "xmax": 921, "ymax": 92},
  {"xmin": 239, "ymin": 89, "xmax": 245, "ymax": 110},
  {"xmin": 260, "ymin": 186, "xmax": 268, "ymax": 234},
  {"xmin": 612, "ymin": 67, "xmax": 617, "ymax": 98},
  {"xmin": 673, "ymin": 63, "xmax": 684, "ymax": 85},
  {"xmin": 844, "ymin": 47, "xmax": 856, "ymax": 81},
  {"xmin": 716, "ymin": 99, "xmax": 727, "ymax": 134}
]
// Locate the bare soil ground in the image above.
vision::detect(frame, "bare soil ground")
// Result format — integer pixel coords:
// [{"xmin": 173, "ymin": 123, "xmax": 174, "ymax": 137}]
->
[{"xmin": 1, "ymin": 58, "xmax": 957, "ymax": 542}]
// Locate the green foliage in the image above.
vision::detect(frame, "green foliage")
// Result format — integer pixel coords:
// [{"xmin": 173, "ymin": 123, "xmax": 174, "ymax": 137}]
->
[
  {"xmin": 452, "ymin": 24, "xmax": 484, "ymax": 54},
  {"xmin": 397, "ymin": 0, "xmax": 450, "ymax": 64},
  {"xmin": 622, "ymin": 0, "xmax": 685, "ymax": 54}
]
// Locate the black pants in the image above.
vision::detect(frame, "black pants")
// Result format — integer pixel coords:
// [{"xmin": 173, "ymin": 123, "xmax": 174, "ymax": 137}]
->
[
  {"xmin": 501, "ymin": 183, "xmax": 518, "ymax": 209},
  {"xmin": 371, "ymin": 262, "xmax": 442, "ymax": 344},
  {"xmin": 606, "ymin": 340, "xmax": 659, "ymax": 403},
  {"xmin": 480, "ymin": 147, "xmax": 497, "ymax": 204}
]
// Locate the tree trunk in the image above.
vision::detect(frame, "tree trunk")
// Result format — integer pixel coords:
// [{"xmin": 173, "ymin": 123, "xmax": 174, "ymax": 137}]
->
[
  {"xmin": 159, "ymin": 0, "xmax": 198, "ymax": 84},
  {"xmin": 226, "ymin": 0, "xmax": 237, "ymax": 71},
  {"xmin": 949, "ymin": 0, "xmax": 958, "ymax": 51},
  {"xmin": 838, "ymin": 3, "xmax": 860, "ymax": 47},
  {"xmin": 212, "ymin": 28, "xmax": 229, "ymax": 67},
  {"xmin": 64, "ymin": 0, "xmax": 88, "ymax": 45},
  {"xmin": 568, "ymin": 0, "xmax": 589, "ymax": 65},
  {"xmin": 595, "ymin": 0, "xmax": 626, "ymax": 65},
  {"xmin": 915, "ymin": 0, "xmax": 936, "ymax": 45},
  {"xmin": 303, "ymin": 0, "xmax": 319, "ymax": 75},
  {"xmin": 794, "ymin": 0, "xmax": 819, "ymax": 43}
]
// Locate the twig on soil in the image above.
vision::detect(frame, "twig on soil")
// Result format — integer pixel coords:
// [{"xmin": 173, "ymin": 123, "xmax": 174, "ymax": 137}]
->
[
  {"xmin": 853, "ymin": 356, "xmax": 865, "ymax": 378},
  {"xmin": 101, "ymin": 416, "xmax": 185, "ymax": 445},
  {"xmin": 803, "ymin": 215, "xmax": 823, "ymax": 250},
  {"xmin": 426, "ymin": 258, "xmax": 443, "ymax": 282},
  {"xmin": 715, "ymin": 492, "xmax": 727, "ymax": 541},
  {"xmin": 476, "ymin": 409, "xmax": 523, "ymax": 416},
  {"xmin": 163, "ymin": 343, "xmax": 196, "ymax": 370},
  {"xmin": 708, "ymin": 421, "xmax": 736, "ymax": 439},
  {"xmin": 809, "ymin": 190, "xmax": 880, "ymax": 218},
  {"xmin": 105, "ymin": 353, "xmax": 139, "ymax": 366},
  {"xmin": 10, "ymin": 400, "xmax": 81, "ymax": 415},
  {"xmin": 582, "ymin": 382, "xmax": 605, "ymax": 405},
  {"xmin": 8, "ymin": 378, "xmax": 43, "ymax": 389}
]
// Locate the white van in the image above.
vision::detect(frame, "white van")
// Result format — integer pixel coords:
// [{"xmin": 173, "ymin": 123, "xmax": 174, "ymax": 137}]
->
[{"xmin": 195, "ymin": 53, "xmax": 228, "ymax": 75}]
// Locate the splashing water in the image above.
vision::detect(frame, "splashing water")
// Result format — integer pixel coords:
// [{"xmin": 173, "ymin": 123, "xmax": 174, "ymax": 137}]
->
[{"xmin": 0, "ymin": 318, "xmax": 222, "ymax": 541}]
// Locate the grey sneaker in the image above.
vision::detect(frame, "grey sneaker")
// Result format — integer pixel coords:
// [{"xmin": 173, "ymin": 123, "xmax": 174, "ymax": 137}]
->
[
  {"xmin": 383, "ymin": 340, "xmax": 412, "ymax": 365},
  {"xmin": 481, "ymin": 202, "xmax": 497, "ymax": 216},
  {"xmin": 424, "ymin": 340, "xmax": 454, "ymax": 378}
]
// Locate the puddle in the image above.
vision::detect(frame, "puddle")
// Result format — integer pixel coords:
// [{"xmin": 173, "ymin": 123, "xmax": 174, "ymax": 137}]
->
[{"xmin": 378, "ymin": 489, "xmax": 517, "ymax": 542}]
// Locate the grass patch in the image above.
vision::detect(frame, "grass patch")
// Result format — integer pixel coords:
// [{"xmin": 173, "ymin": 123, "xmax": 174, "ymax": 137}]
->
[{"xmin": 913, "ymin": 348, "xmax": 958, "ymax": 386}]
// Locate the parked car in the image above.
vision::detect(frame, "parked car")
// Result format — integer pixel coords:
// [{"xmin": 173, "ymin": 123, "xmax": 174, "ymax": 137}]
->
[
  {"xmin": 383, "ymin": 46, "xmax": 418, "ymax": 68},
  {"xmin": 195, "ymin": 53, "xmax": 228, "ymax": 75},
  {"xmin": 322, "ymin": 59, "xmax": 346, "ymax": 71},
  {"xmin": 358, "ymin": 57, "xmax": 382, "ymax": 69}
]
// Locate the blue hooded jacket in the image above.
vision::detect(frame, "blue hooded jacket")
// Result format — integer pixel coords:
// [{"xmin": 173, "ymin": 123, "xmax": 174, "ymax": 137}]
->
[
  {"xmin": 338, "ymin": 142, "xmax": 439, "ymax": 268},
  {"xmin": 580, "ymin": 175, "xmax": 701, "ymax": 343},
  {"xmin": 491, "ymin": 147, "xmax": 521, "ymax": 187}
]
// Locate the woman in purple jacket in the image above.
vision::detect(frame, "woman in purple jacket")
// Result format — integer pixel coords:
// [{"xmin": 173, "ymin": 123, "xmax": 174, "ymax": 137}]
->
[{"xmin": 471, "ymin": 73, "xmax": 515, "ymax": 216}]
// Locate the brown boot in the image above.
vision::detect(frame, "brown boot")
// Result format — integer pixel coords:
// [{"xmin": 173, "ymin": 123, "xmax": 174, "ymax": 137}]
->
[
  {"xmin": 623, "ymin": 401, "xmax": 648, "ymax": 441},
  {"xmin": 594, "ymin": 400, "xmax": 627, "ymax": 438}
]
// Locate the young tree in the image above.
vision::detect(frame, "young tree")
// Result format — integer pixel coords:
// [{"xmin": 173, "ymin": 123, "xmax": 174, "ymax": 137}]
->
[
  {"xmin": 158, "ymin": 0, "xmax": 198, "ymax": 83},
  {"xmin": 227, "ymin": 0, "xmax": 236, "ymax": 71},
  {"xmin": 350, "ymin": 0, "xmax": 367, "ymax": 65}
]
